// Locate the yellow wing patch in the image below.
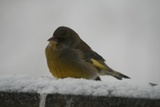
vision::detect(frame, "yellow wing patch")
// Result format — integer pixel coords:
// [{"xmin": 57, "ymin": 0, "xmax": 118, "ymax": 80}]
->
[{"xmin": 91, "ymin": 58, "xmax": 107, "ymax": 70}]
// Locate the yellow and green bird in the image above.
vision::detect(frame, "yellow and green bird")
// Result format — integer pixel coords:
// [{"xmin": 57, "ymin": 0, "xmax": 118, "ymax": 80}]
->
[{"xmin": 45, "ymin": 26, "xmax": 130, "ymax": 81}]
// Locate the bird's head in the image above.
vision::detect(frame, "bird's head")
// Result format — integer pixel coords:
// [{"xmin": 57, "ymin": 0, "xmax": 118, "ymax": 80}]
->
[{"xmin": 48, "ymin": 26, "xmax": 81, "ymax": 48}]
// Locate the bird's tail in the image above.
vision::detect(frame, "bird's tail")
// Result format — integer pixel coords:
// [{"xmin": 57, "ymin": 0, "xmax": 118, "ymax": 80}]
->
[
  {"xmin": 101, "ymin": 70, "xmax": 130, "ymax": 80},
  {"xmin": 111, "ymin": 71, "xmax": 130, "ymax": 80}
]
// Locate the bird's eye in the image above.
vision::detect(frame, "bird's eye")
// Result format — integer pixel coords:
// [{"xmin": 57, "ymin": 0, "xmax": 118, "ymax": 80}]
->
[{"xmin": 58, "ymin": 38, "xmax": 65, "ymax": 42}]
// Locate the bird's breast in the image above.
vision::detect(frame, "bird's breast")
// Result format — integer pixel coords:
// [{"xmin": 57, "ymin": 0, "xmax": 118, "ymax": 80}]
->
[
  {"xmin": 45, "ymin": 45, "xmax": 62, "ymax": 78},
  {"xmin": 45, "ymin": 45, "xmax": 99, "ymax": 79}
]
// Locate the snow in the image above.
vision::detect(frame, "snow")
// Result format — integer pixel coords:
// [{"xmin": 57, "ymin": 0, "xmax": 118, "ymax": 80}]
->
[
  {"xmin": 39, "ymin": 94, "xmax": 47, "ymax": 107},
  {"xmin": 0, "ymin": 75, "xmax": 159, "ymax": 99}
]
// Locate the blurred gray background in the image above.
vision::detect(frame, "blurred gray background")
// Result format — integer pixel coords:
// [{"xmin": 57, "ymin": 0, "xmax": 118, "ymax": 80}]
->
[{"xmin": 0, "ymin": 0, "xmax": 160, "ymax": 84}]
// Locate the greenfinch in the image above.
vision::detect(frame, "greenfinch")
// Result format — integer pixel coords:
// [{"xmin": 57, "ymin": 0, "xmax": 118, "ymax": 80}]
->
[{"xmin": 45, "ymin": 26, "xmax": 130, "ymax": 80}]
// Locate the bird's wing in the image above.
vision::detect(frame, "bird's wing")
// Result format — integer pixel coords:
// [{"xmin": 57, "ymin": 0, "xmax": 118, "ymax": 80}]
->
[
  {"xmin": 76, "ymin": 39, "xmax": 112, "ymax": 71},
  {"xmin": 88, "ymin": 51, "xmax": 113, "ymax": 71},
  {"xmin": 76, "ymin": 39, "xmax": 130, "ymax": 80}
]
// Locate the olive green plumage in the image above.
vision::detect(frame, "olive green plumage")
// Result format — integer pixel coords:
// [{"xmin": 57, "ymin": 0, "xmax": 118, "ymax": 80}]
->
[{"xmin": 45, "ymin": 26, "xmax": 130, "ymax": 80}]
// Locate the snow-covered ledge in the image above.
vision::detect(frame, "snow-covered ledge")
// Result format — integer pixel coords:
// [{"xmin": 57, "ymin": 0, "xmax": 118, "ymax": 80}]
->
[{"xmin": 0, "ymin": 75, "xmax": 160, "ymax": 107}]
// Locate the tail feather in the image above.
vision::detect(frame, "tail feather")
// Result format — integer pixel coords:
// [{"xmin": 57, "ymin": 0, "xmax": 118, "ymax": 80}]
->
[
  {"xmin": 112, "ymin": 71, "xmax": 130, "ymax": 80},
  {"xmin": 101, "ymin": 70, "xmax": 130, "ymax": 80}
]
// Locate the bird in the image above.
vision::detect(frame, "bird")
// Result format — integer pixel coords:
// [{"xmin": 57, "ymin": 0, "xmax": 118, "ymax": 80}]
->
[{"xmin": 45, "ymin": 26, "xmax": 130, "ymax": 81}]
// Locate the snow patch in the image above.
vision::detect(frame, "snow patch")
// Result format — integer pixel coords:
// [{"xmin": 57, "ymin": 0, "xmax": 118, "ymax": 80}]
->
[{"xmin": 0, "ymin": 75, "xmax": 159, "ymax": 99}]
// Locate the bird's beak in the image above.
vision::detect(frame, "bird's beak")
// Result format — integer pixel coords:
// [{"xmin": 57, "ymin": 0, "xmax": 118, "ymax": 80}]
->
[
  {"xmin": 48, "ymin": 36, "xmax": 58, "ymax": 43},
  {"xmin": 48, "ymin": 36, "xmax": 58, "ymax": 48}
]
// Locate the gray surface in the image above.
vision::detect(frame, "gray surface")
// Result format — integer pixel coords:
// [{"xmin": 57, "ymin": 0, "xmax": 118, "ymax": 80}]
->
[
  {"xmin": 46, "ymin": 94, "xmax": 160, "ymax": 107},
  {"xmin": 0, "ymin": 91, "xmax": 40, "ymax": 107},
  {"xmin": 1, "ymin": 91, "xmax": 159, "ymax": 107}
]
